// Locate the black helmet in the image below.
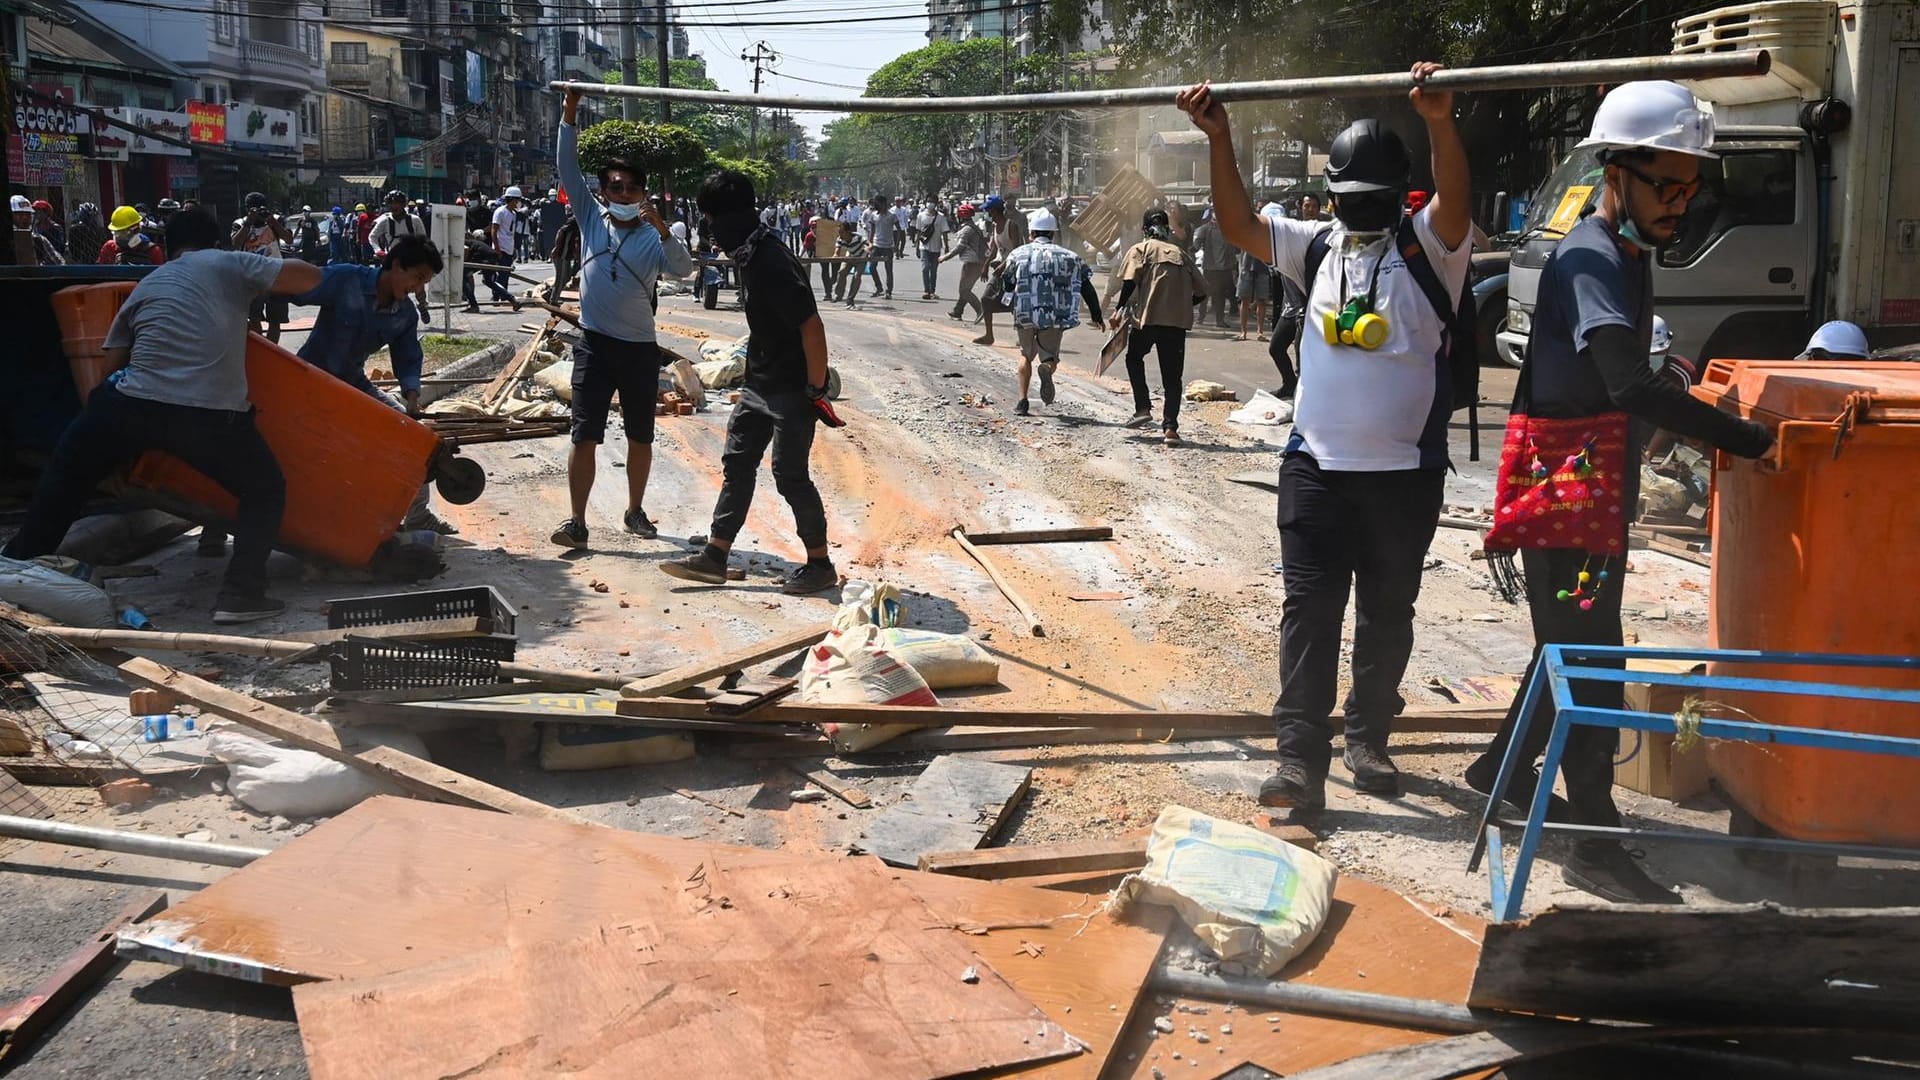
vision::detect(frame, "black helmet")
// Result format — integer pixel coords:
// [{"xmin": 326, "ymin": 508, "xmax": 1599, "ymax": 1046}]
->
[
  {"xmin": 244, "ymin": 191, "xmax": 269, "ymax": 210},
  {"xmin": 1141, "ymin": 208, "xmax": 1170, "ymax": 230},
  {"xmin": 385, "ymin": 189, "xmax": 407, "ymax": 204},
  {"xmin": 1324, "ymin": 119, "xmax": 1411, "ymax": 194},
  {"xmin": 156, "ymin": 198, "xmax": 180, "ymax": 212}
]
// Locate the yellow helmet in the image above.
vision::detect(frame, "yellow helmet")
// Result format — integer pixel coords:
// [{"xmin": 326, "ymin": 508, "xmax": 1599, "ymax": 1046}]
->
[
  {"xmin": 354, "ymin": 203, "xmax": 367, "ymax": 211},
  {"xmin": 110, "ymin": 205, "xmax": 143, "ymax": 231}
]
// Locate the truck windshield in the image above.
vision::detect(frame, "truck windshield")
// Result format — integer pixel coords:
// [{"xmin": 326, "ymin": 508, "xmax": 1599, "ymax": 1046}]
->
[{"xmin": 1522, "ymin": 153, "xmax": 1605, "ymax": 240}]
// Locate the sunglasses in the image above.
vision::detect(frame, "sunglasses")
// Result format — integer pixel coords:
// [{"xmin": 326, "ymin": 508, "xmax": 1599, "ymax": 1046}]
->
[{"xmin": 1616, "ymin": 162, "xmax": 1701, "ymax": 207}]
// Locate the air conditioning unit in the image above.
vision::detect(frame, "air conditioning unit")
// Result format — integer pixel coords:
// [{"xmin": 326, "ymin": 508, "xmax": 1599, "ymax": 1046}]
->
[{"xmin": 1672, "ymin": 0, "xmax": 1837, "ymax": 104}]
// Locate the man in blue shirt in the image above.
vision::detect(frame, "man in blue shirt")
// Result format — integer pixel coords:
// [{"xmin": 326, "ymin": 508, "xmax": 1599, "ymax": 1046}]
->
[
  {"xmin": 995, "ymin": 208, "xmax": 1102, "ymax": 416},
  {"xmin": 551, "ymin": 87, "xmax": 695, "ymax": 550}
]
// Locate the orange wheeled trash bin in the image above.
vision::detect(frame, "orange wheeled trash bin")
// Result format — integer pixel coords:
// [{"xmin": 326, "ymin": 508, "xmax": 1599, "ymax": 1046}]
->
[
  {"xmin": 1694, "ymin": 360, "xmax": 1920, "ymax": 845},
  {"xmin": 51, "ymin": 281, "xmax": 483, "ymax": 569}
]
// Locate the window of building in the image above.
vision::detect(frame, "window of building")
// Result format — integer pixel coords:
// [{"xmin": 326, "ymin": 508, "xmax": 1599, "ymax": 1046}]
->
[
  {"xmin": 332, "ymin": 41, "xmax": 369, "ymax": 63},
  {"xmin": 213, "ymin": 0, "xmax": 239, "ymax": 43},
  {"xmin": 378, "ymin": 0, "xmax": 408, "ymax": 17},
  {"xmin": 301, "ymin": 99, "xmax": 318, "ymax": 137},
  {"xmin": 93, "ymin": 89, "xmax": 127, "ymax": 108},
  {"xmin": 201, "ymin": 83, "xmax": 229, "ymax": 104}
]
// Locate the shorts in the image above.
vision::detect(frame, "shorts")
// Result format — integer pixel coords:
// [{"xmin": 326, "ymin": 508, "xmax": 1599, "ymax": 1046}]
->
[
  {"xmin": 249, "ymin": 295, "xmax": 290, "ymax": 324},
  {"xmin": 570, "ymin": 330, "xmax": 663, "ymax": 445},
  {"xmin": 1016, "ymin": 325, "xmax": 1064, "ymax": 364},
  {"xmin": 1238, "ymin": 264, "xmax": 1270, "ymax": 299}
]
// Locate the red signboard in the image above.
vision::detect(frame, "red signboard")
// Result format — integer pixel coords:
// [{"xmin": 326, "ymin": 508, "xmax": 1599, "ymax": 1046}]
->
[{"xmin": 186, "ymin": 100, "xmax": 226, "ymax": 145}]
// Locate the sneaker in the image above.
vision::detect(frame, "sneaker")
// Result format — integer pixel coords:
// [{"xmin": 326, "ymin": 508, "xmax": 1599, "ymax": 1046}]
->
[
  {"xmin": 1038, "ymin": 359, "xmax": 1057, "ymax": 405},
  {"xmin": 661, "ymin": 551, "xmax": 729, "ymax": 584},
  {"xmin": 1463, "ymin": 754, "xmax": 1576, "ymax": 823},
  {"xmin": 1257, "ymin": 761, "xmax": 1326, "ymax": 810},
  {"xmin": 1014, "ymin": 399, "xmax": 1031, "ymax": 416},
  {"xmin": 195, "ymin": 531, "xmax": 226, "ymax": 557},
  {"xmin": 1163, "ymin": 428, "xmax": 1181, "ymax": 446},
  {"xmin": 623, "ymin": 508, "xmax": 658, "ymax": 539},
  {"xmin": 972, "ymin": 334, "xmax": 994, "ymax": 346},
  {"xmin": 1562, "ymin": 841, "xmax": 1683, "ymax": 904},
  {"xmin": 550, "ymin": 518, "xmax": 589, "ymax": 550},
  {"xmin": 949, "ymin": 310, "xmax": 964, "ymax": 321},
  {"xmin": 1123, "ymin": 411, "xmax": 1155, "ymax": 429},
  {"xmin": 404, "ymin": 508, "xmax": 460, "ymax": 536},
  {"xmin": 1343, "ymin": 742, "xmax": 1401, "ymax": 796},
  {"xmin": 462, "ymin": 304, "xmax": 481, "ymax": 314},
  {"xmin": 781, "ymin": 561, "xmax": 839, "ymax": 595},
  {"xmin": 212, "ymin": 592, "xmax": 287, "ymax": 625}
]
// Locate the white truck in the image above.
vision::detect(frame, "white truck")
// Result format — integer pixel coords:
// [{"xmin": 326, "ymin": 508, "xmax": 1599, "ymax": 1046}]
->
[{"xmin": 1497, "ymin": 0, "xmax": 1920, "ymax": 367}]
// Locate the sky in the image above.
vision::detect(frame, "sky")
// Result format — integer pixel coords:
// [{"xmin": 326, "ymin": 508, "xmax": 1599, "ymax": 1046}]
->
[{"xmin": 674, "ymin": 0, "xmax": 934, "ymax": 144}]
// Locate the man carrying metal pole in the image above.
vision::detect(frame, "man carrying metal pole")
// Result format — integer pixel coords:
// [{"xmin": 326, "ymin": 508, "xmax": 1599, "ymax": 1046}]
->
[{"xmin": 1178, "ymin": 63, "xmax": 1471, "ymax": 811}]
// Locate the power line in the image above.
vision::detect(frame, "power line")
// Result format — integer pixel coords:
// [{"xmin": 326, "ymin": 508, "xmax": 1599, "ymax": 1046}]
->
[{"xmin": 82, "ymin": 0, "xmax": 1010, "ymax": 31}]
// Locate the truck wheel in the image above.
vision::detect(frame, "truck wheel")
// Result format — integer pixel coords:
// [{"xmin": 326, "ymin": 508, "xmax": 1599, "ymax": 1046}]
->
[
  {"xmin": 1478, "ymin": 297, "xmax": 1515, "ymax": 369},
  {"xmin": 704, "ymin": 281, "xmax": 719, "ymax": 309}
]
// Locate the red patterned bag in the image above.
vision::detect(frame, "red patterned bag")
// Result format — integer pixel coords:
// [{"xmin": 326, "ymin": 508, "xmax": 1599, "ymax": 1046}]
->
[{"xmin": 1483, "ymin": 398, "xmax": 1630, "ymax": 604}]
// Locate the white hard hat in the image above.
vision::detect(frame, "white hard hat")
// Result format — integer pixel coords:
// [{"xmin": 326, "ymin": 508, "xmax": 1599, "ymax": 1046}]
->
[
  {"xmin": 1799, "ymin": 320, "xmax": 1869, "ymax": 360},
  {"xmin": 8, "ymin": 195, "xmax": 30, "ymax": 213},
  {"xmin": 1577, "ymin": 81, "xmax": 1717, "ymax": 159},
  {"xmin": 504, "ymin": 185, "xmax": 524, "ymax": 199},
  {"xmin": 1028, "ymin": 208, "xmax": 1059, "ymax": 233},
  {"xmin": 1649, "ymin": 315, "xmax": 1672, "ymax": 355}
]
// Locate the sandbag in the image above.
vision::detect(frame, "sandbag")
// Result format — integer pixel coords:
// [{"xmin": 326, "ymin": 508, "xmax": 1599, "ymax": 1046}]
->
[
  {"xmin": 1184, "ymin": 380, "xmax": 1237, "ymax": 402},
  {"xmin": 800, "ymin": 623, "xmax": 938, "ymax": 753},
  {"xmin": 532, "ymin": 359, "xmax": 575, "ymax": 402},
  {"xmin": 0, "ymin": 555, "xmax": 116, "ymax": 628},
  {"xmin": 667, "ymin": 354, "xmax": 707, "ymax": 411},
  {"xmin": 539, "ymin": 723, "xmax": 695, "ymax": 771},
  {"xmin": 1107, "ymin": 805, "xmax": 1337, "ymax": 976},
  {"xmin": 1228, "ymin": 390, "xmax": 1293, "ymax": 425},
  {"xmin": 695, "ymin": 334, "xmax": 750, "ymax": 389},
  {"xmin": 208, "ymin": 726, "xmax": 429, "ymax": 818},
  {"xmin": 872, "ymin": 627, "xmax": 998, "ymax": 690}
]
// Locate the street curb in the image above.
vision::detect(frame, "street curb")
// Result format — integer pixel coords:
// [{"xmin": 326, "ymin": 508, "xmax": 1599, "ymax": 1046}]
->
[{"xmin": 419, "ymin": 339, "xmax": 516, "ymax": 407}]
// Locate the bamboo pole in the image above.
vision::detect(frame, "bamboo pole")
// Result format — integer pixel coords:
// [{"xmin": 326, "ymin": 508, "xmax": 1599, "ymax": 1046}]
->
[
  {"xmin": 553, "ymin": 50, "xmax": 1770, "ymax": 115},
  {"xmin": 951, "ymin": 527, "xmax": 1044, "ymax": 638}
]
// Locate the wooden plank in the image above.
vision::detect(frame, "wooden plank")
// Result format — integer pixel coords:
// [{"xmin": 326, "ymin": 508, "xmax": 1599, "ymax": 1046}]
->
[
  {"xmin": 857, "ymin": 756, "xmax": 1032, "ymax": 869},
  {"xmin": 620, "ymin": 696, "xmax": 1504, "ymax": 731},
  {"xmin": 117, "ymin": 658, "xmax": 585, "ymax": 825},
  {"xmin": 920, "ymin": 823, "xmax": 1317, "ymax": 880},
  {"xmin": 0, "ymin": 768, "xmax": 52, "ymax": 819},
  {"xmin": 952, "ymin": 528, "xmax": 1044, "ymax": 637},
  {"xmin": 706, "ymin": 677, "xmax": 797, "ymax": 716},
  {"xmin": 118, "ymin": 796, "xmax": 1171, "ymax": 1079},
  {"xmin": 278, "ymin": 617, "xmax": 488, "ymax": 645},
  {"xmin": 480, "ymin": 315, "xmax": 555, "ymax": 408},
  {"xmin": 1645, "ymin": 534, "xmax": 1712, "ymax": 567},
  {"xmin": 786, "ymin": 764, "xmax": 872, "ymax": 809},
  {"xmin": 1110, "ymin": 877, "xmax": 1487, "ymax": 1080},
  {"xmin": 962, "ymin": 526, "xmax": 1114, "ymax": 546},
  {"xmin": 1469, "ymin": 902, "xmax": 1920, "ymax": 1028},
  {"xmin": 292, "ymin": 855, "xmax": 1079, "ymax": 1080},
  {"xmin": 0, "ymin": 889, "xmax": 169, "ymax": 1066},
  {"xmin": 617, "ymin": 624, "xmax": 828, "ymax": 699}
]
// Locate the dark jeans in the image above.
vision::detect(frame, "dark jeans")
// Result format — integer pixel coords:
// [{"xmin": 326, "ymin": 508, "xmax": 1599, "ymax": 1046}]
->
[
  {"xmin": 4, "ymin": 384, "xmax": 285, "ymax": 597},
  {"xmin": 1273, "ymin": 451, "xmax": 1446, "ymax": 772},
  {"xmin": 1124, "ymin": 324, "xmax": 1188, "ymax": 430},
  {"xmin": 1270, "ymin": 314, "xmax": 1301, "ymax": 399},
  {"xmin": 1471, "ymin": 547, "xmax": 1627, "ymax": 828},
  {"xmin": 710, "ymin": 387, "xmax": 827, "ymax": 550},
  {"xmin": 1203, "ymin": 269, "xmax": 1235, "ymax": 324},
  {"xmin": 820, "ymin": 258, "xmax": 838, "ymax": 299},
  {"xmin": 482, "ymin": 251, "xmax": 514, "ymax": 303},
  {"xmin": 869, "ymin": 246, "xmax": 894, "ymax": 295},
  {"xmin": 921, "ymin": 250, "xmax": 940, "ymax": 294}
]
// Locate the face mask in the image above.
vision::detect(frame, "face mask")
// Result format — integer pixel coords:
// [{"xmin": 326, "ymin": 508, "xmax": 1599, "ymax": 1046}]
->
[
  {"xmin": 114, "ymin": 229, "xmax": 136, "ymax": 245},
  {"xmin": 605, "ymin": 200, "xmax": 642, "ymax": 222},
  {"xmin": 1332, "ymin": 191, "xmax": 1401, "ymax": 233}
]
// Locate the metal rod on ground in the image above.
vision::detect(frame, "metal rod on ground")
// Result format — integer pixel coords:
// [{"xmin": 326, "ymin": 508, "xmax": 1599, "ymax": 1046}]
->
[
  {"xmin": 0, "ymin": 813, "xmax": 268, "ymax": 868},
  {"xmin": 1149, "ymin": 968, "xmax": 1489, "ymax": 1035},
  {"xmin": 554, "ymin": 50, "xmax": 1770, "ymax": 114}
]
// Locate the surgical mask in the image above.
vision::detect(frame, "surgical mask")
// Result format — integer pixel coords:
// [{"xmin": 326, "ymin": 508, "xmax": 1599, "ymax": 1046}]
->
[
  {"xmin": 1332, "ymin": 190, "xmax": 1401, "ymax": 232},
  {"xmin": 605, "ymin": 200, "xmax": 642, "ymax": 222},
  {"xmin": 113, "ymin": 229, "xmax": 137, "ymax": 245}
]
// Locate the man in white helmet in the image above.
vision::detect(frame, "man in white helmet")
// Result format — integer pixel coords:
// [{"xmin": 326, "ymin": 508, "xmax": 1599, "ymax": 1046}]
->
[
  {"xmin": 486, "ymin": 186, "xmax": 525, "ymax": 309},
  {"xmin": 993, "ymin": 208, "xmax": 1103, "ymax": 416},
  {"xmin": 1797, "ymin": 319, "xmax": 1869, "ymax": 360},
  {"xmin": 1465, "ymin": 81, "xmax": 1775, "ymax": 906}
]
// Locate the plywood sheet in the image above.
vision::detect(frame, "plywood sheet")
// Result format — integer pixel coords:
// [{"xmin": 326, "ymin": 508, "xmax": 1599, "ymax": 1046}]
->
[
  {"xmin": 857, "ymin": 755, "xmax": 1032, "ymax": 868},
  {"xmin": 1110, "ymin": 879, "xmax": 1485, "ymax": 1079},
  {"xmin": 294, "ymin": 854, "xmax": 1078, "ymax": 1080},
  {"xmin": 119, "ymin": 796, "xmax": 1171, "ymax": 1079}
]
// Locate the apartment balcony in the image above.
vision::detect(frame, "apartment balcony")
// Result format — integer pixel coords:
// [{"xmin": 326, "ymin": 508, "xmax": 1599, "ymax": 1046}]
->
[{"xmin": 241, "ymin": 39, "xmax": 318, "ymax": 90}]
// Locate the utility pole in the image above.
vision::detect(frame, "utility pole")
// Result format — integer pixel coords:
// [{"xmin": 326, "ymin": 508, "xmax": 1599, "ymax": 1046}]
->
[
  {"xmin": 619, "ymin": 0, "xmax": 641, "ymax": 121},
  {"xmin": 740, "ymin": 40, "xmax": 777, "ymax": 158},
  {"xmin": 656, "ymin": 0, "xmax": 671, "ymax": 123}
]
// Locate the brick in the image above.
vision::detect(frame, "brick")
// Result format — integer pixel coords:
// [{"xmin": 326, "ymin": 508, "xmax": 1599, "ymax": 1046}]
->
[
  {"xmin": 129, "ymin": 688, "xmax": 181, "ymax": 715},
  {"xmin": 99, "ymin": 778, "xmax": 155, "ymax": 808}
]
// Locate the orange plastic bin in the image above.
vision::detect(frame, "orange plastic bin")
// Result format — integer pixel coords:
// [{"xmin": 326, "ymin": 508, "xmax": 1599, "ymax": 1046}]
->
[
  {"xmin": 1694, "ymin": 360, "xmax": 1920, "ymax": 845},
  {"xmin": 50, "ymin": 282, "xmax": 473, "ymax": 569}
]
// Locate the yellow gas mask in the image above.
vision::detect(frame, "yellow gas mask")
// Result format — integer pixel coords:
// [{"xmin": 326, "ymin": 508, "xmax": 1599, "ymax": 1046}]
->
[{"xmin": 1321, "ymin": 237, "xmax": 1392, "ymax": 350}]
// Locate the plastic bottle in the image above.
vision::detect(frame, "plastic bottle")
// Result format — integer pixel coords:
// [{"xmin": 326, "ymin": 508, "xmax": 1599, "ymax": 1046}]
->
[{"xmin": 140, "ymin": 714, "xmax": 170, "ymax": 742}]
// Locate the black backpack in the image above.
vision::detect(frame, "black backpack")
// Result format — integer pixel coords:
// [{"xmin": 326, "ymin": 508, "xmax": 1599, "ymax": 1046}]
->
[{"xmin": 1303, "ymin": 218, "xmax": 1478, "ymax": 412}]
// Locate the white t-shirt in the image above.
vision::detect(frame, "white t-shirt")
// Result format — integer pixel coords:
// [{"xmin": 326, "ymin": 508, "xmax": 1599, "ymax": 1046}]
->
[
  {"xmin": 1267, "ymin": 206, "xmax": 1470, "ymax": 471},
  {"xmin": 670, "ymin": 220, "xmax": 688, "ymax": 245},
  {"xmin": 492, "ymin": 204, "xmax": 517, "ymax": 255}
]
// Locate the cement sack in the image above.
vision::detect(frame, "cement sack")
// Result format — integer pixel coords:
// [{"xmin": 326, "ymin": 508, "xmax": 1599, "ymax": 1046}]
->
[
  {"xmin": 0, "ymin": 555, "xmax": 116, "ymax": 628},
  {"xmin": 1184, "ymin": 380, "xmax": 1237, "ymax": 402},
  {"xmin": 695, "ymin": 334, "xmax": 750, "ymax": 389},
  {"xmin": 1107, "ymin": 805, "xmax": 1337, "ymax": 976},
  {"xmin": 832, "ymin": 580, "xmax": 997, "ymax": 690},
  {"xmin": 208, "ymin": 726, "xmax": 429, "ymax": 818},
  {"xmin": 801, "ymin": 623, "xmax": 939, "ymax": 753},
  {"xmin": 539, "ymin": 723, "xmax": 695, "ymax": 771},
  {"xmin": 667, "ymin": 354, "xmax": 707, "ymax": 411},
  {"xmin": 531, "ymin": 359, "xmax": 575, "ymax": 402},
  {"xmin": 1228, "ymin": 390, "xmax": 1293, "ymax": 426}
]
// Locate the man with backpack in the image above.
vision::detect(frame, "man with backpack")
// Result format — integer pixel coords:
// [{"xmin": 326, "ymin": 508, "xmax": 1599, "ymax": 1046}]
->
[
  {"xmin": 1179, "ymin": 62, "xmax": 1474, "ymax": 810},
  {"xmin": 551, "ymin": 88, "xmax": 694, "ymax": 550}
]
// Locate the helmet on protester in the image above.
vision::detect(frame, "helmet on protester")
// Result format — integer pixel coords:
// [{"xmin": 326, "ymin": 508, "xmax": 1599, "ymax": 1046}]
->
[
  {"xmin": 302, "ymin": 205, "xmax": 312, "ymax": 212},
  {"xmin": 955, "ymin": 203, "xmax": 976, "ymax": 220},
  {"xmin": 157, "ymin": 198, "xmax": 181, "ymax": 212},
  {"xmin": 1649, "ymin": 315, "xmax": 1673, "ymax": 356},
  {"xmin": 355, "ymin": 203, "xmax": 368, "ymax": 211},
  {"xmin": 110, "ymin": 205, "xmax": 143, "ymax": 230},
  {"xmin": 30, "ymin": 199, "xmax": 52, "ymax": 213},
  {"xmin": 1577, "ymin": 81, "xmax": 1717, "ymax": 159},
  {"xmin": 1028, "ymin": 208, "xmax": 1059, "ymax": 234},
  {"xmin": 244, "ymin": 191, "xmax": 269, "ymax": 211},
  {"xmin": 1141, "ymin": 207, "xmax": 1169, "ymax": 230},
  {"xmin": 983, "ymin": 194, "xmax": 1005, "ymax": 212},
  {"xmin": 1798, "ymin": 320, "xmax": 1869, "ymax": 360},
  {"xmin": 385, "ymin": 189, "xmax": 407, "ymax": 205},
  {"xmin": 9, "ymin": 195, "xmax": 31, "ymax": 213},
  {"xmin": 504, "ymin": 185, "xmax": 524, "ymax": 199},
  {"xmin": 1325, "ymin": 119, "xmax": 1411, "ymax": 194}
]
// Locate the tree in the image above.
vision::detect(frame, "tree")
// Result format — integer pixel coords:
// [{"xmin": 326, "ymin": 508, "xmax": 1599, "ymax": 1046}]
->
[
  {"xmin": 603, "ymin": 59, "xmax": 750, "ymax": 155},
  {"xmin": 575, "ymin": 120, "xmax": 710, "ymax": 193}
]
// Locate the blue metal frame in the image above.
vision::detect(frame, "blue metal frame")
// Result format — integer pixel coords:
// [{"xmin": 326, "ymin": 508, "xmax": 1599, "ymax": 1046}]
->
[{"xmin": 1470, "ymin": 645, "xmax": 1920, "ymax": 921}]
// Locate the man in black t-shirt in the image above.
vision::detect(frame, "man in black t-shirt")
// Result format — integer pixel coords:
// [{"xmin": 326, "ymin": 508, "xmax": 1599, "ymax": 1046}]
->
[{"xmin": 662, "ymin": 170, "xmax": 839, "ymax": 596}]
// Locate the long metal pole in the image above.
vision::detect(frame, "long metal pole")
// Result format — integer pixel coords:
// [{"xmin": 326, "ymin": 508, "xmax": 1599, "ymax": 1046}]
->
[
  {"xmin": 0, "ymin": 814, "xmax": 269, "ymax": 868},
  {"xmin": 1151, "ymin": 969, "xmax": 1490, "ymax": 1035},
  {"xmin": 553, "ymin": 49, "xmax": 1770, "ymax": 114},
  {"xmin": 620, "ymin": 0, "xmax": 641, "ymax": 122}
]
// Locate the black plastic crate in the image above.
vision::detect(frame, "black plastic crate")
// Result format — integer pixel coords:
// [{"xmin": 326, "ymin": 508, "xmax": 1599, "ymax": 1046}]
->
[
  {"xmin": 323, "ymin": 586, "xmax": 517, "ymax": 636},
  {"xmin": 329, "ymin": 634, "xmax": 519, "ymax": 692}
]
